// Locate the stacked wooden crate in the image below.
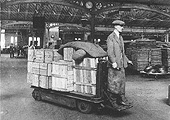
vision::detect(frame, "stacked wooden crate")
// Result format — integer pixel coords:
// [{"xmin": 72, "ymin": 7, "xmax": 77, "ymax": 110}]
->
[
  {"xmin": 73, "ymin": 58, "xmax": 98, "ymax": 95},
  {"xmin": 34, "ymin": 49, "xmax": 44, "ymax": 63},
  {"xmin": 27, "ymin": 47, "xmax": 100, "ymax": 95},
  {"xmin": 163, "ymin": 48, "xmax": 170, "ymax": 72},
  {"xmin": 168, "ymin": 48, "xmax": 170, "ymax": 72},
  {"xmin": 150, "ymin": 48, "xmax": 162, "ymax": 66},
  {"xmin": 63, "ymin": 48, "xmax": 75, "ymax": 61},
  {"xmin": 131, "ymin": 48, "xmax": 150, "ymax": 71},
  {"xmin": 51, "ymin": 48, "xmax": 75, "ymax": 92},
  {"xmin": 27, "ymin": 49, "xmax": 63, "ymax": 89},
  {"xmin": 51, "ymin": 60, "xmax": 74, "ymax": 91}
]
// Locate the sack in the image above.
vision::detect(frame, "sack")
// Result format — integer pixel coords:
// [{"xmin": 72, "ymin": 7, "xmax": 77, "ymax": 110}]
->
[
  {"xmin": 72, "ymin": 49, "xmax": 86, "ymax": 61},
  {"xmin": 144, "ymin": 65, "xmax": 168, "ymax": 74}
]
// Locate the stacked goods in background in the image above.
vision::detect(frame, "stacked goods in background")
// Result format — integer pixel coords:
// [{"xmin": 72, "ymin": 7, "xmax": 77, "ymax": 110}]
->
[
  {"xmin": 150, "ymin": 48, "xmax": 162, "ymax": 66},
  {"xmin": 128, "ymin": 39, "xmax": 156, "ymax": 49},
  {"xmin": 126, "ymin": 39, "xmax": 157, "ymax": 71},
  {"xmin": 131, "ymin": 48, "xmax": 150, "ymax": 71},
  {"xmin": 162, "ymin": 48, "xmax": 170, "ymax": 72},
  {"xmin": 126, "ymin": 39, "xmax": 170, "ymax": 72},
  {"xmin": 27, "ymin": 49, "xmax": 63, "ymax": 89},
  {"xmin": 168, "ymin": 84, "xmax": 170, "ymax": 106},
  {"xmin": 168, "ymin": 48, "xmax": 170, "ymax": 72},
  {"xmin": 27, "ymin": 48, "xmax": 100, "ymax": 95},
  {"xmin": 125, "ymin": 47, "xmax": 132, "ymax": 60}
]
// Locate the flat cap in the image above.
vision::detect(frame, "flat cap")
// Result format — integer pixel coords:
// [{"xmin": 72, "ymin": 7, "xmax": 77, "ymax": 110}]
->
[{"xmin": 112, "ymin": 20, "xmax": 125, "ymax": 25}]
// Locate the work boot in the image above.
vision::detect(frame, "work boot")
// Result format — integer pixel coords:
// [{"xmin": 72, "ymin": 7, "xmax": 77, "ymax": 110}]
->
[
  {"xmin": 117, "ymin": 94, "xmax": 133, "ymax": 106},
  {"xmin": 105, "ymin": 91, "xmax": 132, "ymax": 111},
  {"xmin": 107, "ymin": 93, "xmax": 125, "ymax": 111}
]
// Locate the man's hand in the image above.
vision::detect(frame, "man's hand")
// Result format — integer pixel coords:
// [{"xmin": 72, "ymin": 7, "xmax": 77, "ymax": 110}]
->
[
  {"xmin": 128, "ymin": 61, "xmax": 133, "ymax": 65},
  {"xmin": 112, "ymin": 62, "xmax": 117, "ymax": 68}
]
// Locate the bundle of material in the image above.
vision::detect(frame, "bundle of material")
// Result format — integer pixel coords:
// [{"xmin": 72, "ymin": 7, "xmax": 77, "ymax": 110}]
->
[
  {"xmin": 58, "ymin": 41, "xmax": 107, "ymax": 58},
  {"xmin": 144, "ymin": 64, "xmax": 168, "ymax": 74}
]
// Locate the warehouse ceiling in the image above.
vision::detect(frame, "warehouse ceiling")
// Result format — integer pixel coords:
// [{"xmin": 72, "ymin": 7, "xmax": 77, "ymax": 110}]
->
[{"xmin": 1, "ymin": 0, "xmax": 170, "ymax": 32}]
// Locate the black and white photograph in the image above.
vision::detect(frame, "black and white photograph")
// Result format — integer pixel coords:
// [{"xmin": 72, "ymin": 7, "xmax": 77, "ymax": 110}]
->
[{"xmin": 0, "ymin": 0, "xmax": 170, "ymax": 120}]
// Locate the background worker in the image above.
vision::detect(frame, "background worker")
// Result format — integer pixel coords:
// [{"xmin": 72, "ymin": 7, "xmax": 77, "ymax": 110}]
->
[
  {"xmin": 9, "ymin": 44, "xmax": 15, "ymax": 58},
  {"xmin": 106, "ymin": 20, "xmax": 133, "ymax": 110}
]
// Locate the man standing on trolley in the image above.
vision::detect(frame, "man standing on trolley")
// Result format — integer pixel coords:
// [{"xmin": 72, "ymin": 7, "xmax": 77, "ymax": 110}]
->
[{"xmin": 106, "ymin": 20, "xmax": 133, "ymax": 110}]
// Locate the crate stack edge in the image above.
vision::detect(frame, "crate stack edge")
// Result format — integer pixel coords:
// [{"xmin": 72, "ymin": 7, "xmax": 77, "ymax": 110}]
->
[
  {"xmin": 27, "ymin": 49, "xmax": 63, "ymax": 89},
  {"xmin": 27, "ymin": 47, "xmax": 101, "ymax": 96}
]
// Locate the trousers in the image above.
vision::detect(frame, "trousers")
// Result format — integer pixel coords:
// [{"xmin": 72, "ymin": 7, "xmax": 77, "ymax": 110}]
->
[{"xmin": 107, "ymin": 67, "xmax": 126, "ymax": 95}]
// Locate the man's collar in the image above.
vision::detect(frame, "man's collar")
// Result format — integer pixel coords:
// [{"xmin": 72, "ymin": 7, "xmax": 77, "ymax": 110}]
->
[{"xmin": 114, "ymin": 29, "xmax": 119, "ymax": 37}]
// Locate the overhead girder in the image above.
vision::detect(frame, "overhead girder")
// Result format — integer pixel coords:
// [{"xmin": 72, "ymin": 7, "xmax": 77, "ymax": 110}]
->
[
  {"xmin": 102, "ymin": 0, "xmax": 170, "ymax": 6},
  {"xmin": 4, "ymin": 0, "xmax": 90, "ymax": 13},
  {"xmin": 94, "ymin": 4, "xmax": 170, "ymax": 18},
  {"xmin": 1, "ymin": 0, "xmax": 170, "ymax": 31}
]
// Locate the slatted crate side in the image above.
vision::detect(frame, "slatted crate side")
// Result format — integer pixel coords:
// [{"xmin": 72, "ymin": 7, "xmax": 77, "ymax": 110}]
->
[
  {"xmin": 51, "ymin": 60, "xmax": 74, "ymax": 91},
  {"xmin": 52, "ymin": 64, "xmax": 68, "ymax": 78},
  {"xmin": 52, "ymin": 77, "xmax": 67, "ymax": 90},
  {"xmin": 64, "ymin": 48, "xmax": 75, "ymax": 61},
  {"xmin": 73, "ymin": 68, "xmax": 83, "ymax": 83},
  {"xmin": 131, "ymin": 48, "xmax": 150, "ymax": 62},
  {"xmin": 30, "ymin": 73, "xmax": 39, "ymax": 87},
  {"xmin": 125, "ymin": 48, "xmax": 132, "ymax": 59},
  {"xmin": 29, "ymin": 62, "xmax": 40, "ymax": 74},
  {"xmin": 133, "ymin": 61, "xmax": 149, "ymax": 71},
  {"xmin": 52, "ymin": 76, "xmax": 74, "ymax": 91},
  {"xmin": 52, "ymin": 60, "xmax": 73, "ymax": 78},
  {"xmin": 27, "ymin": 72, "xmax": 33, "ymax": 84},
  {"xmin": 168, "ymin": 59, "xmax": 170, "ymax": 66},
  {"xmin": 28, "ymin": 49, "xmax": 35, "ymax": 62},
  {"xmin": 150, "ymin": 62, "xmax": 162, "ymax": 66},
  {"xmin": 83, "ymin": 58, "xmax": 98, "ymax": 68},
  {"xmin": 73, "ymin": 83, "xmax": 96, "ymax": 95},
  {"xmin": 74, "ymin": 66, "xmax": 97, "ymax": 84},
  {"xmin": 39, "ymin": 75, "xmax": 52, "ymax": 89},
  {"xmin": 136, "ymin": 56, "xmax": 149, "ymax": 62},
  {"xmin": 44, "ymin": 49, "xmax": 54, "ymax": 63},
  {"xmin": 84, "ymin": 84, "xmax": 96, "ymax": 95},
  {"xmin": 39, "ymin": 63, "xmax": 52, "ymax": 76},
  {"xmin": 74, "ymin": 83, "xmax": 84, "ymax": 93},
  {"xmin": 168, "ymin": 48, "xmax": 170, "ymax": 59},
  {"xmin": 150, "ymin": 48, "xmax": 162, "ymax": 56},
  {"xmin": 27, "ymin": 61, "xmax": 33, "ymax": 73},
  {"xmin": 151, "ymin": 55, "xmax": 162, "ymax": 59},
  {"xmin": 83, "ymin": 69, "xmax": 97, "ymax": 84}
]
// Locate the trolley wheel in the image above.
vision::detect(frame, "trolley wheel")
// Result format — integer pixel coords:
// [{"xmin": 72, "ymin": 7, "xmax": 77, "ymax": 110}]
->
[
  {"xmin": 77, "ymin": 100, "xmax": 93, "ymax": 114},
  {"xmin": 32, "ymin": 89, "xmax": 42, "ymax": 101}
]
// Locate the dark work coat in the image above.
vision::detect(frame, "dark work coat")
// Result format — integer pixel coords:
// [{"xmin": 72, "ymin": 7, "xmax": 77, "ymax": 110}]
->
[
  {"xmin": 107, "ymin": 31, "xmax": 129, "ymax": 68},
  {"xmin": 106, "ymin": 31, "xmax": 130, "ymax": 94}
]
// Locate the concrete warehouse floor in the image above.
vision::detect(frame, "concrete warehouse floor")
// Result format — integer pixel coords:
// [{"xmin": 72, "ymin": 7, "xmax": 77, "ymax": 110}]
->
[{"xmin": 0, "ymin": 54, "xmax": 170, "ymax": 120}]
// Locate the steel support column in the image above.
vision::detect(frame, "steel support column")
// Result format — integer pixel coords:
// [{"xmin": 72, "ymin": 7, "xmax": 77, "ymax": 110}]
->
[{"xmin": 90, "ymin": 13, "xmax": 95, "ymax": 43}]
